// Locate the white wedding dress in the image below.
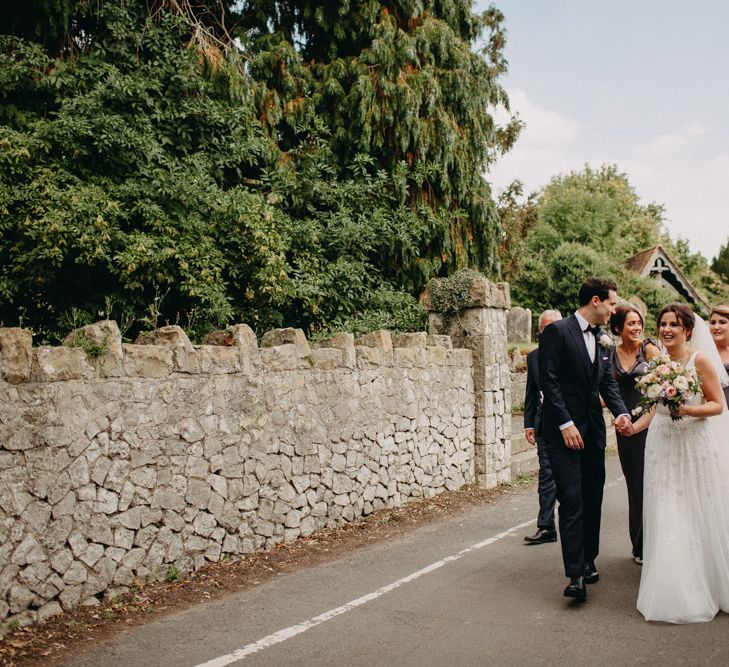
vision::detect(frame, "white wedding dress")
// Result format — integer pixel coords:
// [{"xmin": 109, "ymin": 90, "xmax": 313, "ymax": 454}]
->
[{"xmin": 638, "ymin": 352, "xmax": 729, "ymax": 623}]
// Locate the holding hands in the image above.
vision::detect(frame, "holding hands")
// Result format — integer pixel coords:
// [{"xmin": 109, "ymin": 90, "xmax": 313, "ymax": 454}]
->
[{"xmin": 614, "ymin": 414, "xmax": 634, "ymax": 436}]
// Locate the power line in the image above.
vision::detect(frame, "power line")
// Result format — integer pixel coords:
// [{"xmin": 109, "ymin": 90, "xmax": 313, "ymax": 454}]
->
[{"xmin": 539, "ymin": 125, "xmax": 729, "ymax": 139}]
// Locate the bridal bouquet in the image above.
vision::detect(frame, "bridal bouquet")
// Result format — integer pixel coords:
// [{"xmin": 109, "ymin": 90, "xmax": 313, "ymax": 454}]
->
[{"xmin": 633, "ymin": 353, "xmax": 702, "ymax": 421}]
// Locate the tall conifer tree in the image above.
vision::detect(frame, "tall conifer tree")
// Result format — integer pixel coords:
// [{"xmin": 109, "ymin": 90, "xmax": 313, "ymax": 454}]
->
[{"xmin": 241, "ymin": 1, "xmax": 520, "ymax": 282}]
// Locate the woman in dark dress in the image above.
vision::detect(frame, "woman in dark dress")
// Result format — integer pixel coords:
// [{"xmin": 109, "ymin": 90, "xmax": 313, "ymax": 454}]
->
[
  {"xmin": 609, "ymin": 304, "xmax": 660, "ymax": 564},
  {"xmin": 709, "ymin": 304, "xmax": 729, "ymax": 407}
]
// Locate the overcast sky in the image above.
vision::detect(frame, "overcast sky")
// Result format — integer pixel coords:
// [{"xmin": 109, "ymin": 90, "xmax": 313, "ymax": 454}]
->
[{"xmin": 478, "ymin": 0, "xmax": 729, "ymax": 261}]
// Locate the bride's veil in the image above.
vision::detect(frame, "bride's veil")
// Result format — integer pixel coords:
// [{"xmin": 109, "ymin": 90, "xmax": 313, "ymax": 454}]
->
[
  {"xmin": 687, "ymin": 314, "xmax": 729, "ymax": 449},
  {"xmin": 689, "ymin": 315, "xmax": 729, "ymax": 392}
]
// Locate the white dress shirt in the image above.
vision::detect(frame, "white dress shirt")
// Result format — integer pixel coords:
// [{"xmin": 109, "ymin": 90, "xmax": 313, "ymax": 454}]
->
[{"xmin": 574, "ymin": 310, "xmax": 597, "ymax": 363}]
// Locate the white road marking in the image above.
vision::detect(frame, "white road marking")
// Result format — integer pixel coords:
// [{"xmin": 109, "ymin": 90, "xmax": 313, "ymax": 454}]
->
[
  {"xmin": 194, "ymin": 518, "xmax": 534, "ymax": 666},
  {"xmin": 195, "ymin": 475, "xmax": 625, "ymax": 667}
]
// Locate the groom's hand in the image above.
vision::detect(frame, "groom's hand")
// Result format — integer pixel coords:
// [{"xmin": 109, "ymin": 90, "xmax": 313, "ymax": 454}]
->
[
  {"xmin": 561, "ymin": 424, "xmax": 584, "ymax": 450},
  {"xmin": 614, "ymin": 415, "xmax": 633, "ymax": 435}
]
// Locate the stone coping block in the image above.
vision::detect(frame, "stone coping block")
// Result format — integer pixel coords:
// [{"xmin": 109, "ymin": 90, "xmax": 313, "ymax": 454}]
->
[
  {"xmin": 201, "ymin": 324, "xmax": 258, "ymax": 352},
  {"xmin": 316, "ymin": 333, "xmax": 355, "ymax": 369},
  {"xmin": 428, "ymin": 334, "xmax": 452, "ymax": 349},
  {"xmin": 310, "ymin": 348, "xmax": 343, "ymax": 370},
  {"xmin": 393, "ymin": 347, "xmax": 428, "ymax": 368},
  {"xmin": 260, "ymin": 343, "xmax": 302, "ymax": 370},
  {"xmin": 0, "ymin": 327, "xmax": 33, "ymax": 384},
  {"xmin": 355, "ymin": 330, "xmax": 393, "ymax": 365},
  {"xmin": 355, "ymin": 345, "xmax": 384, "ymax": 368},
  {"xmin": 63, "ymin": 320, "xmax": 123, "ymax": 377},
  {"xmin": 30, "ymin": 347, "xmax": 91, "ymax": 382},
  {"xmin": 122, "ymin": 344, "xmax": 173, "ymax": 378},
  {"xmin": 195, "ymin": 345, "xmax": 242, "ymax": 374},
  {"xmin": 260, "ymin": 328, "xmax": 310, "ymax": 356},
  {"xmin": 136, "ymin": 325, "xmax": 197, "ymax": 374},
  {"xmin": 392, "ymin": 332, "xmax": 427, "ymax": 348}
]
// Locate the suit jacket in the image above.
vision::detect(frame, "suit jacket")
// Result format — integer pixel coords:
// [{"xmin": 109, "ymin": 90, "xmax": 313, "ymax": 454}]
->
[
  {"xmin": 538, "ymin": 314, "xmax": 627, "ymax": 449},
  {"xmin": 523, "ymin": 349, "xmax": 542, "ymax": 435}
]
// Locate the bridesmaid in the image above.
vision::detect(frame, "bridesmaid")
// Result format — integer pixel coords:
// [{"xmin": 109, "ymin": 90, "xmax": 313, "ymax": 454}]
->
[
  {"xmin": 609, "ymin": 304, "xmax": 660, "ymax": 564},
  {"xmin": 709, "ymin": 304, "xmax": 729, "ymax": 407}
]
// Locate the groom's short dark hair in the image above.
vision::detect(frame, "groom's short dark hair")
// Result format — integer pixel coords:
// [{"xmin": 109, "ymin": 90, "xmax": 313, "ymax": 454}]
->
[{"xmin": 578, "ymin": 277, "xmax": 617, "ymax": 306}]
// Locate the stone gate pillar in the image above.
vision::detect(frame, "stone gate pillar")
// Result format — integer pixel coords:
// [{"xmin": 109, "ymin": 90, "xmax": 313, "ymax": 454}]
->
[{"xmin": 426, "ymin": 276, "xmax": 512, "ymax": 488}]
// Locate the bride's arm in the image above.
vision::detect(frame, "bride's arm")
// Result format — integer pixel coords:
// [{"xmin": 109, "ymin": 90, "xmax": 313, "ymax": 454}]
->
[
  {"xmin": 675, "ymin": 354, "xmax": 724, "ymax": 418},
  {"xmin": 631, "ymin": 406, "xmax": 656, "ymax": 434}
]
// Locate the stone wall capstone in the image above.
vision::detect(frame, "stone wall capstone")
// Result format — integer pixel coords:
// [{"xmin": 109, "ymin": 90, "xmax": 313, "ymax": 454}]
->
[{"xmin": 0, "ymin": 322, "xmax": 476, "ymax": 632}]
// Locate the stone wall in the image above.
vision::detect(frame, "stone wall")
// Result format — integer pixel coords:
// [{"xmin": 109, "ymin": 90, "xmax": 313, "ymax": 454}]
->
[{"xmin": 0, "ymin": 322, "xmax": 477, "ymax": 630}]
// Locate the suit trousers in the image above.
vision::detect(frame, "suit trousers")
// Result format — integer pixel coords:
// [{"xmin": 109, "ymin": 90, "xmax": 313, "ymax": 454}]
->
[
  {"xmin": 545, "ymin": 438, "xmax": 605, "ymax": 577},
  {"xmin": 536, "ymin": 438, "xmax": 557, "ymax": 530}
]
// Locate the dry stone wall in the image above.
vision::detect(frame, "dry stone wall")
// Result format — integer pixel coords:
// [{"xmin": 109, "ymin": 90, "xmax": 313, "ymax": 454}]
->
[{"xmin": 0, "ymin": 322, "xmax": 476, "ymax": 631}]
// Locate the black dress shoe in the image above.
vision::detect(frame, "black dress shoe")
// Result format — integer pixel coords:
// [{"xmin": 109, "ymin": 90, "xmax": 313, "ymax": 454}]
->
[
  {"xmin": 583, "ymin": 560, "xmax": 599, "ymax": 584},
  {"xmin": 563, "ymin": 576, "xmax": 587, "ymax": 601},
  {"xmin": 523, "ymin": 528, "xmax": 557, "ymax": 544}
]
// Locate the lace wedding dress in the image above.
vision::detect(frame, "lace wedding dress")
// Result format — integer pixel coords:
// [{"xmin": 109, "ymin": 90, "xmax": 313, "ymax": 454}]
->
[{"xmin": 638, "ymin": 352, "xmax": 729, "ymax": 623}]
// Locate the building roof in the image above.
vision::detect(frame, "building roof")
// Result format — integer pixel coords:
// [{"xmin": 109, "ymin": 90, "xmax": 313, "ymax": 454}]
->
[{"xmin": 624, "ymin": 245, "xmax": 710, "ymax": 314}]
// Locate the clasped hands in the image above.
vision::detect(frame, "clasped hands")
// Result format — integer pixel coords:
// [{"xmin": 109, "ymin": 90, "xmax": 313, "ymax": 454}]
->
[{"xmin": 613, "ymin": 415, "xmax": 634, "ymax": 436}]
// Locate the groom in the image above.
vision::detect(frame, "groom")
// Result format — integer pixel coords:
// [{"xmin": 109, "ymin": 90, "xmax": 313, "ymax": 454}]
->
[{"xmin": 538, "ymin": 277, "xmax": 632, "ymax": 601}]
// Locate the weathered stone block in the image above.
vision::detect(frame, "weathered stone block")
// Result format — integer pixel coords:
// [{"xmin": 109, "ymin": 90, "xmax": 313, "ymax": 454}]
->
[
  {"xmin": 355, "ymin": 346, "xmax": 383, "ymax": 368},
  {"xmin": 202, "ymin": 324, "xmax": 257, "ymax": 350},
  {"xmin": 428, "ymin": 334, "xmax": 453, "ymax": 349},
  {"xmin": 63, "ymin": 320, "xmax": 123, "ymax": 377},
  {"xmin": 392, "ymin": 332, "xmax": 427, "ymax": 349},
  {"xmin": 0, "ymin": 328, "xmax": 33, "ymax": 384},
  {"xmin": 260, "ymin": 344, "xmax": 300, "ymax": 370},
  {"xmin": 310, "ymin": 348, "xmax": 343, "ymax": 370},
  {"xmin": 317, "ymin": 332, "xmax": 356, "ymax": 369},
  {"xmin": 30, "ymin": 347, "xmax": 90, "ymax": 382},
  {"xmin": 260, "ymin": 328, "xmax": 310, "ymax": 356},
  {"xmin": 122, "ymin": 344, "xmax": 173, "ymax": 378},
  {"xmin": 355, "ymin": 330, "xmax": 394, "ymax": 365},
  {"xmin": 195, "ymin": 346, "xmax": 241, "ymax": 374},
  {"xmin": 136, "ymin": 325, "xmax": 198, "ymax": 373}
]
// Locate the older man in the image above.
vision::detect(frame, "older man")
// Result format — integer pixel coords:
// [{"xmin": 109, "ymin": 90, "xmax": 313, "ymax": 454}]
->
[{"xmin": 523, "ymin": 309, "xmax": 562, "ymax": 545}]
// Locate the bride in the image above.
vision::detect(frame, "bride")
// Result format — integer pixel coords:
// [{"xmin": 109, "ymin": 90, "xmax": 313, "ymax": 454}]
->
[{"xmin": 632, "ymin": 302, "xmax": 729, "ymax": 623}]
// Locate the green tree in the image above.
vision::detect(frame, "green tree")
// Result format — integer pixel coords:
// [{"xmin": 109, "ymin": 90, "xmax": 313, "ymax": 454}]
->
[
  {"xmin": 527, "ymin": 164, "xmax": 663, "ymax": 260},
  {"xmin": 1, "ymin": 1, "xmax": 519, "ymax": 341},
  {"xmin": 241, "ymin": 0, "xmax": 521, "ymax": 286},
  {"xmin": 496, "ymin": 180, "xmax": 538, "ymax": 283},
  {"xmin": 506, "ymin": 165, "xmax": 680, "ymax": 323},
  {"xmin": 711, "ymin": 238, "xmax": 729, "ymax": 283}
]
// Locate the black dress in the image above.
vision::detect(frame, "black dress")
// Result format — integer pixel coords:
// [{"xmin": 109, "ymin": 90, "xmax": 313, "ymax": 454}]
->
[
  {"xmin": 723, "ymin": 363, "xmax": 729, "ymax": 408},
  {"xmin": 610, "ymin": 340, "xmax": 653, "ymax": 560}
]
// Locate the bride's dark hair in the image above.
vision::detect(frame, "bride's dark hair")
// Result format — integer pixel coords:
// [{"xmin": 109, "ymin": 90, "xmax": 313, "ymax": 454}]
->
[{"xmin": 657, "ymin": 303, "xmax": 695, "ymax": 340}]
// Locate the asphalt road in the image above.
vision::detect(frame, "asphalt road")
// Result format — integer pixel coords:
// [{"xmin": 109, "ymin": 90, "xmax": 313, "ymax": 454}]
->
[{"xmin": 63, "ymin": 455, "xmax": 729, "ymax": 667}]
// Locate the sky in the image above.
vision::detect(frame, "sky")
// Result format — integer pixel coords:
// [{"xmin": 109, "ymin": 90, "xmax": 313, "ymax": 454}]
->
[{"xmin": 476, "ymin": 0, "xmax": 729, "ymax": 262}]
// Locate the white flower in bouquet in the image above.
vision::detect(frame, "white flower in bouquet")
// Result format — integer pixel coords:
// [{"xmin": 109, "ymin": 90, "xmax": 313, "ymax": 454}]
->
[
  {"xmin": 673, "ymin": 375, "xmax": 689, "ymax": 391},
  {"xmin": 646, "ymin": 384, "xmax": 662, "ymax": 399}
]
